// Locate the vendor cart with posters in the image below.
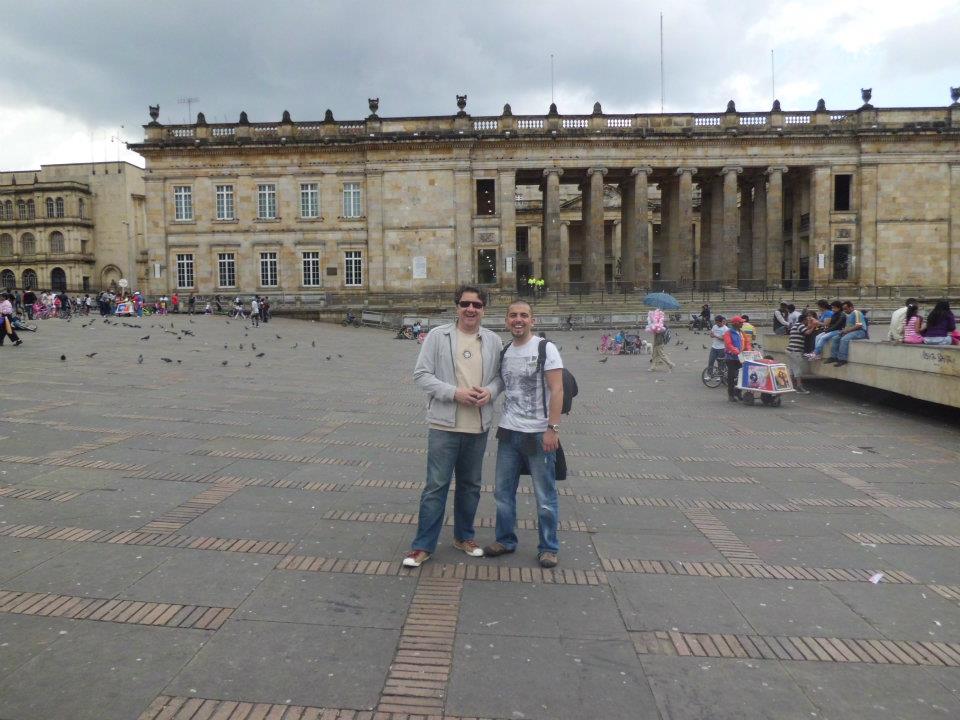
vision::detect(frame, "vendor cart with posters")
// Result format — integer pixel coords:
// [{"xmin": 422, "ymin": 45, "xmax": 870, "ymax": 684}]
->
[{"xmin": 736, "ymin": 354, "xmax": 794, "ymax": 407}]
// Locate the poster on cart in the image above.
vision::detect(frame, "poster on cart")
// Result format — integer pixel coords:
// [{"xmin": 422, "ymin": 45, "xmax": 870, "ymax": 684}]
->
[
  {"xmin": 738, "ymin": 360, "xmax": 793, "ymax": 394},
  {"xmin": 114, "ymin": 300, "xmax": 134, "ymax": 316}
]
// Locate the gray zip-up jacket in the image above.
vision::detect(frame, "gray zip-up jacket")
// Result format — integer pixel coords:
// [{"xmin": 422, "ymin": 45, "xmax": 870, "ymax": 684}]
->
[{"xmin": 413, "ymin": 322, "xmax": 505, "ymax": 431}]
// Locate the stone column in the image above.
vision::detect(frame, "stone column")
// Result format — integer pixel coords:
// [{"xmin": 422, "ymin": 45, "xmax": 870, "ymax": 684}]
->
[
  {"xmin": 541, "ymin": 168, "xmax": 563, "ymax": 287},
  {"xmin": 809, "ymin": 166, "xmax": 832, "ymax": 286},
  {"xmin": 858, "ymin": 167, "xmax": 876, "ymax": 287},
  {"xmin": 365, "ymin": 169, "xmax": 385, "ymax": 291},
  {"xmin": 738, "ymin": 178, "xmax": 753, "ymax": 282},
  {"xmin": 498, "ymin": 168, "xmax": 517, "ymax": 291},
  {"xmin": 583, "ymin": 167, "xmax": 607, "ymax": 290},
  {"xmin": 612, "ymin": 221, "xmax": 621, "ymax": 283},
  {"xmin": 620, "ymin": 166, "xmax": 651, "ymax": 288},
  {"xmin": 671, "ymin": 168, "xmax": 696, "ymax": 284},
  {"xmin": 698, "ymin": 182, "xmax": 713, "ymax": 281},
  {"xmin": 765, "ymin": 166, "xmax": 788, "ymax": 286},
  {"xmin": 559, "ymin": 221, "xmax": 570, "ymax": 284},
  {"xmin": 453, "ymin": 167, "xmax": 474, "ymax": 284},
  {"xmin": 752, "ymin": 178, "xmax": 766, "ymax": 284},
  {"xmin": 951, "ymin": 164, "xmax": 960, "ymax": 287},
  {"xmin": 721, "ymin": 166, "xmax": 742, "ymax": 285}
]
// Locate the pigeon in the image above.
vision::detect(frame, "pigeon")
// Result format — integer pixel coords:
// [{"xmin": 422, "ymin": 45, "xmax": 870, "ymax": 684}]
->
[
  {"xmin": 580, "ymin": 335, "xmax": 585, "ymax": 339},
  {"xmin": 598, "ymin": 357, "xmax": 608, "ymax": 363},
  {"xmin": 137, "ymin": 354, "xmax": 143, "ymax": 364},
  {"xmin": 290, "ymin": 343, "xmax": 298, "ymax": 349},
  {"xmin": 325, "ymin": 356, "xmax": 331, "ymax": 361},
  {"xmin": 189, "ymin": 319, "xmax": 195, "ymax": 324},
  {"xmin": 140, "ymin": 335, "xmax": 150, "ymax": 341},
  {"xmin": 337, "ymin": 353, "xmax": 342, "ymax": 358},
  {"xmin": 576, "ymin": 345, "xmax": 580, "ymax": 350},
  {"xmin": 703, "ymin": 345, "xmax": 708, "ymax": 349},
  {"xmin": 221, "ymin": 360, "xmax": 228, "ymax": 366},
  {"xmin": 275, "ymin": 334, "xmax": 282, "ymax": 340},
  {"xmin": 245, "ymin": 362, "xmax": 252, "ymax": 367},
  {"xmin": 223, "ymin": 344, "xmax": 228, "ymax": 349},
  {"xmin": 161, "ymin": 357, "xmax": 172, "ymax": 363},
  {"xmin": 176, "ymin": 360, "xmax": 181, "ymax": 364},
  {"xmin": 251, "ymin": 343, "xmax": 256, "ymax": 351},
  {"xmin": 60, "ymin": 354, "xmax": 66, "ymax": 361},
  {"xmin": 239, "ymin": 344, "xmax": 243, "ymax": 350},
  {"xmin": 85, "ymin": 352, "xmax": 98, "ymax": 358},
  {"xmin": 181, "ymin": 329, "xmax": 194, "ymax": 336},
  {"xmin": 311, "ymin": 340, "xmax": 316, "ymax": 348},
  {"xmin": 256, "ymin": 352, "xmax": 265, "ymax": 358}
]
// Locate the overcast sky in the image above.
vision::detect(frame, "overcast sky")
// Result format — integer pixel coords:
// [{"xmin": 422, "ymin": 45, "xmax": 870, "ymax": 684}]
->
[{"xmin": 2, "ymin": 0, "xmax": 958, "ymax": 170}]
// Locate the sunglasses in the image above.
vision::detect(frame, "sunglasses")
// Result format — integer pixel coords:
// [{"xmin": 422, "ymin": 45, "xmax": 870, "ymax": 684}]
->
[{"xmin": 458, "ymin": 300, "xmax": 484, "ymax": 309}]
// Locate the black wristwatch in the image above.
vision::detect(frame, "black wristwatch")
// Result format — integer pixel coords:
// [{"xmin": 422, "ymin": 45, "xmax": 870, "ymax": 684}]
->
[{"xmin": 547, "ymin": 424, "xmax": 561, "ymax": 433}]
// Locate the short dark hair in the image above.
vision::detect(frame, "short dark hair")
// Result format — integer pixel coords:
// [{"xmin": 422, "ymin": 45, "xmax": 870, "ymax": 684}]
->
[
  {"xmin": 455, "ymin": 285, "xmax": 487, "ymax": 307},
  {"xmin": 741, "ymin": 314, "xmax": 749, "ymax": 321},
  {"xmin": 842, "ymin": 300, "xmax": 854, "ymax": 308},
  {"xmin": 787, "ymin": 304, "xmax": 796, "ymax": 312},
  {"xmin": 905, "ymin": 297, "xmax": 916, "ymax": 305},
  {"xmin": 830, "ymin": 300, "xmax": 843, "ymax": 309},
  {"xmin": 816, "ymin": 299, "xmax": 829, "ymax": 309}
]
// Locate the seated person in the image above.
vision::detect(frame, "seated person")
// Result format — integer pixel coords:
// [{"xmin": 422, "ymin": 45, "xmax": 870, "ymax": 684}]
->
[
  {"xmin": 806, "ymin": 301, "xmax": 844, "ymax": 359},
  {"xmin": 902, "ymin": 302, "xmax": 924, "ymax": 344},
  {"xmin": 921, "ymin": 300, "xmax": 956, "ymax": 346}
]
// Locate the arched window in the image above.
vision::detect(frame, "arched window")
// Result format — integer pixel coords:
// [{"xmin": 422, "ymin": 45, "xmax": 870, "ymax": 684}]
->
[
  {"xmin": 50, "ymin": 267, "xmax": 67, "ymax": 292},
  {"xmin": 78, "ymin": 198, "xmax": 85, "ymax": 218},
  {"xmin": 49, "ymin": 231, "xmax": 65, "ymax": 254},
  {"xmin": 22, "ymin": 269, "xmax": 37, "ymax": 289},
  {"xmin": 55, "ymin": 197, "xmax": 64, "ymax": 218},
  {"xmin": 46, "ymin": 198, "xmax": 55, "ymax": 218},
  {"xmin": 21, "ymin": 233, "xmax": 35, "ymax": 255},
  {"xmin": 0, "ymin": 234, "xmax": 12, "ymax": 256},
  {"xmin": 26, "ymin": 200, "xmax": 35, "ymax": 219},
  {"xmin": 2, "ymin": 200, "xmax": 11, "ymax": 219},
  {"xmin": 1, "ymin": 269, "xmax": 15, "ymax": 290},
  {"xmin": 17, "ymin": 200, "xmax": 26, "ymax": 220}
]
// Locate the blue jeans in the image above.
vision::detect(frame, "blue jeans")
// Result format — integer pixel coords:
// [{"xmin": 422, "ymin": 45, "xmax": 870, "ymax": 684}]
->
[
  {"xmin": 410, "ymin": 428, "xmax": 487, "ymax": 553},
  {"xmin": 493, "ymin": 428, "xmax": 559, "ymax": 554},
  {"xmin": 923, "ymin": 336, "xmax": 953, "ymax": 345},
  {"xmin": 814, "ymin": 330, "xmax": 840, "ymax": 356},
  {"xmin": 830, "ymin": 329, "xmax": 867, "ymax": 360},
  {"xmin": 707, "ymin": 347, "xmax": 724, "ymax": 371}
]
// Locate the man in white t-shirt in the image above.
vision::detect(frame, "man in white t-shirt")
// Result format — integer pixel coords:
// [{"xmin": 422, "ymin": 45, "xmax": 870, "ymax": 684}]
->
[
  {"xmin": 250, "ymin": 297, "xmax": 260, "ymax": 327},
  {"xmin": 483, "ymin": 300, "xmax": 564, "ymax": 569},
  {"xmin": 707, "ymin": 315, "xmax": 728, "ymax": 372}
]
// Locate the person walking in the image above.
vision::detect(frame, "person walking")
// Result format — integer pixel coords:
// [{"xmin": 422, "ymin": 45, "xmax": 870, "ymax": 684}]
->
[
  {"xmin": 824, "ymin": 301, "xmax": 867, "ymax": 366},
  {"xmin": 787, "ymin": 311, "xmax": 811, "ymax": 393},
  {"xmin": 171, "ymin": 291, "xmax": 180, "ymax": 314},
  {"xmin": 483, "ymin": 300, "xmax": 564, "ymax": 569},
  {"xmin": 723, "ymin": 316, "xmax": 751, "ymax": 402},
  {"xmin": 250, "ymin": 296, "xmax": 260, "ymax": 327},
  {"xmin": 22, "ymin": 288, "xmax": 36, "ymax": 320},
  {"xmin": 188, "ymin": 294, "xmax": 196, "ymax": 315},
  {"xmin": 403, "ymin": 286, "xmax": 504, "ymax": 568}
]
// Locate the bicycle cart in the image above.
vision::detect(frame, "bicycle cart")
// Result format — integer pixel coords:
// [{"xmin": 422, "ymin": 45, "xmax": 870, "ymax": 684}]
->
[{"xmin": 736, "ymin": 356, "xmax": 795, "ymax": 407}]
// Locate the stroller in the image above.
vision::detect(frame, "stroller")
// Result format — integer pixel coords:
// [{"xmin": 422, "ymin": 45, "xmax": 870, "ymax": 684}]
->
[
  {"xmin": 689, "ymin": 313, "xmax": 708, "ymax": 331},
  {"xmin": 623, "ymin": 334, "xmax": 642, "ymax": 354}
]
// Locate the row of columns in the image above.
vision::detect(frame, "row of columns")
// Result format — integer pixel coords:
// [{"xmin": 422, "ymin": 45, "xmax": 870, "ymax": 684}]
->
[{"xmin": 539, "ymin": 165, "xmax": 791, "ymax": 288}]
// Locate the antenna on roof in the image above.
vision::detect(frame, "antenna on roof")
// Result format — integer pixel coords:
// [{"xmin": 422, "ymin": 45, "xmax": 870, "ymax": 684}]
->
[
  {"xmin": 659, "ymin": 13, "xmax": 665, "ymax": 113},
  {"xmin": 771, "ymin": 50, "xmax": 776, "ymax": 104},
  {"xmin": 550, "ymin": 54, "xmax": 555, "ymax": 104},
  {"xmin": 177, "ymin": 96, "xmax": 200, "ymax": 123}
]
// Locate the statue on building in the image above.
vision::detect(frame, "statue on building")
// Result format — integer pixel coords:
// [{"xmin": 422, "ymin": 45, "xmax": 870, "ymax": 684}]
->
[
  {"xmin": 861, "ymin": 88, "xmax": 873, "ymax": 108},
  {"xmin": 368, "ymin": 98, "xmax": 379, "ymax": 118},
  {"xmin": 816, "ymin": 98, "xmax": 826, "ymax": 112},
  {"xmin": 456, "ymin": 94, "xmax": 467, "ymax": 116},
  {"xmin": 282, "ymin": 110, "xmax": 292, "ymax": 123},
  {"xmin": 148, "ymin": 105, "xmax": 160, "ymax": 124},
  {"xmin": 951, "ymin": 87, "xmax": 960, "ymax": 105},
  {"xmin": 239, "ymin": 111, "xmax": 249, "ymax": 125},
  {"xmin": 726, "ymin": 100, "xmax": 736, "ymax": 113}
]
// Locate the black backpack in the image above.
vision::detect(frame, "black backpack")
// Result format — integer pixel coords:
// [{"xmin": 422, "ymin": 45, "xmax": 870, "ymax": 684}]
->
[{"xmin": 500, "ymin": 338, "xmax": 578, "ymax": 416}]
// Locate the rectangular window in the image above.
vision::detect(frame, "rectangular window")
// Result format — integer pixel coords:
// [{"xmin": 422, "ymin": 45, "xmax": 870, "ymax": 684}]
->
[
  {"xmin": 300, "ymin": 183, "xmax": 319, "ymax": 218},
  {"xmin": 260, "ymin": 251, "xmax": 278, "ymax": 286},
  {"xmin": 344, "ymin": 250, "xmax": 363, "ymax": 286},
  {"xmin": 834, "ymin": 174, "xmax": 852, "ymax": 211},
  {"xmin": 218, "ymin": 252, "xmax": 236, "ymax": 288},
  {"xmin": 216, "ymin": 185, "xmax": 235, "ymax": 220},
  {"xmin": 176, "ymin": 253, "xmax": 194, "ymax": 288},
  {"xmin": 174, "ymin": 186, "xmax": 193, "ymax": 221},
  {"xmin": 257, "ymin": 183, "xmax": 277, "ymax": 219},
  {"xmin": 476, "ymin": 179, "xmax": 496, "ymax": 215},
  {"xmin": 302, "ymin": 251, "xmax": 321, "ymax": 286},
  {"xmin": 342, "ymin": 182, "xmax": 362, "ymax": 218},
  {"xmin": 515, "ymin": 226, "xmax": 529, "ymax": 255},
  {"xmin": 477, "ymin": 248, "xmax": 497, "ymax": 284},
  {"xmin": 832, "ymin": 244, "xmax": 851, "ymax": 281}
]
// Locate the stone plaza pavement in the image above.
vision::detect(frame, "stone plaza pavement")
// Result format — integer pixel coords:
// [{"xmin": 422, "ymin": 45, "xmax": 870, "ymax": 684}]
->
[{"xmin": 0, "ymin": 315, "xmax": 959, "ymax": 720}]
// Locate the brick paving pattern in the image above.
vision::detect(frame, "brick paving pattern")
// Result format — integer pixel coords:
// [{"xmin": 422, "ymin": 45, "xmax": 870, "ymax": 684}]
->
[{"xmin": 1, "ymin": 317, "xmax": 959, "ymax": 720}]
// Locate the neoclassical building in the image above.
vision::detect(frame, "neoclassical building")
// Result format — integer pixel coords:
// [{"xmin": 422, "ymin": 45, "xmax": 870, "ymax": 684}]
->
[
  {"xmin": 131, "ymin": 93, "xmax": 960, "ymax": 297},
  {"xmin": 0, "ymin": 162, "xmax": 146, "ymax": 294}
]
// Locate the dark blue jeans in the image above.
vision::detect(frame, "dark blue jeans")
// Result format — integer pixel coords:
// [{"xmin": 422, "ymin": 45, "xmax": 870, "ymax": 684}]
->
[
  {"xmin": 410, "ymin": 428, "xmax": 488, "ymax": 553},
  {"xmin": 494, "ymin": 428, "xmax": 559, "ymax": 554}
]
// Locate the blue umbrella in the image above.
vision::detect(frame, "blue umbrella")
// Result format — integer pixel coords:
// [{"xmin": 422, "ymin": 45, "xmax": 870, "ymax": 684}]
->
[{"xmin": 643, "ymin": 292, "xmax": 681, "ymax": 310}]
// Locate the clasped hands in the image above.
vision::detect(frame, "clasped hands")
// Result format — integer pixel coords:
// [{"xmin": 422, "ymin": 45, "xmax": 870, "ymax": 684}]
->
[{"xmin": 454, "ymin": 386, "xmax": 491, "ymax": 407}]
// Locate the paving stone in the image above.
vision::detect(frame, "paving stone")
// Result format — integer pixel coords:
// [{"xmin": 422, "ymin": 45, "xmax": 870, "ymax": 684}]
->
[
  {"xmin": 640, "ymin": 655, "xmax": 821, "ymax": 720},
  {"xmin": 449, "ymin": 633, "xmax": 659, "ymax": 720},
  {"xmin": 591, "ymin": 531, "xmax": 726, "ymax": 563},
  {"xmin": 118, "ymin": 549, "xmax": 277, "ymax": 607},
  {"xmin": 783, "ymin": 662, "xmax": 960, "ymax": 719},
  {"xmin": 165, "ymin": 619, "xmax": 397, "ymax": 709},
  {"xmin": 0, "ymin": 537, "xmax": 73, "ymax": 583},
  {"xmin": 823, "ymin": 582, "xmax": 960, "ymax": 643},
  {"xmin": 238, "ymin": 572, "xmax": 414, "ymax": 627},
  {"xmin": 609, "ymin": 574, "xmax": 753, "ymax": 634},
  {"xmin": 0, "ymin": 613, "xmax": 74, "ymax": 677},
  {"xmin": 0, "ymin": 619, "xmax": 207, "ymax": 720},
  {"xmin": 716, "ymin": 578, "xmax": 884, "ymax": 638}
]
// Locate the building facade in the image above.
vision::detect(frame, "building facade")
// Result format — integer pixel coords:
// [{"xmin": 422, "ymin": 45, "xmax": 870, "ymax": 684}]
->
[
  {"xmin": 130, "ymin": 94, "xmax": 960, "ymax": 297},
  {"xmin": 0, "ymin": 162, "xmax": 146, "ymax": 294}
]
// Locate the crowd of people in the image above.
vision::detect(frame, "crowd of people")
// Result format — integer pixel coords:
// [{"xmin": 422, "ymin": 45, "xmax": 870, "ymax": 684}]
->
[{"xmin": 887, "ymin": 298, "xmax": 957, "ymax": 346}]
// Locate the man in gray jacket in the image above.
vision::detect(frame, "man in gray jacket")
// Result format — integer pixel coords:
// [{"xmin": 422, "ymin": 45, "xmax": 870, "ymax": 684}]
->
[{"xmin": 404, "ymin": 285, "xmax": 504, "ymax": 567}]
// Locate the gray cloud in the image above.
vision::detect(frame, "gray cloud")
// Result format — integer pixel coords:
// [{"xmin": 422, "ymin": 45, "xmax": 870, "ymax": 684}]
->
[{"xmin": 0, "ymin": 0, "xmax": 956, "ymax": 146}]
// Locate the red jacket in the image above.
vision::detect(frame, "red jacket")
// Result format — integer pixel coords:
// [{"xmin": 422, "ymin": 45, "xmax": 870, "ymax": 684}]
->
[{"xmin": 723, "ymin": 328, "xmax": 752, "ymax": 356}]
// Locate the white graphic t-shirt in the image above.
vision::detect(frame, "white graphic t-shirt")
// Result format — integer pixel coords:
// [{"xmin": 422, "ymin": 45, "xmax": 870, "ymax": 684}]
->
[{"xmin": 499, "ymin": 338, "xmax": 563, "ymax": 433}]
